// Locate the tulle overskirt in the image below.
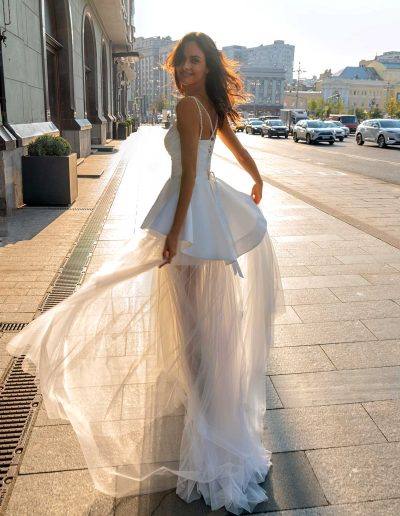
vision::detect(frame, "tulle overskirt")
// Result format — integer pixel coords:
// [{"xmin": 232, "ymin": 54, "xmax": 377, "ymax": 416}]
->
[{"xmin": 6, "ymin": 230, "xmax": 282, "ymax": 515}]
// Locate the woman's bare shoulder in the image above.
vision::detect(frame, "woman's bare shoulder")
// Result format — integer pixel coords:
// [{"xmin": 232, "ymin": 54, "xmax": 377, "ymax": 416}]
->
[{"xmin": 176, "ymin": 97, "xmax": 200, "ymax": 128}]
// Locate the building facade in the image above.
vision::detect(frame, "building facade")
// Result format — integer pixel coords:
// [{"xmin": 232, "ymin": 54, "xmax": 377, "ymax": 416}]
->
[
  {"xmin": 284, "ymin": 91, "xmax": 322, "ymax": 109},
  {"xmin": 131, "ymin": 36, "xmax": 177, "ymax": 120},
  {"xmin": 317, "ymin": 56, "xmax": 400, "ymax": 114},
  {"xmin": 0, "ymin": 0, "xmax": 136, "ymax": 214},
  {"xmin": 222, "ymin": 40, "xmax": 294, "ymax": 115}
]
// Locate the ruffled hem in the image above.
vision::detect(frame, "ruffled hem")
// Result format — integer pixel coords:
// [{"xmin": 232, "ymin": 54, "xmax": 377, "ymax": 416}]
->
[{"xmin": 141, "ymin": 175, "xmax": 267, "ymax": 263}]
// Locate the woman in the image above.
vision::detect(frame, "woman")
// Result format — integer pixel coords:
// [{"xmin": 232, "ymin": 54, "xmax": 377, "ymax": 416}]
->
[{"xmin": 7, "ymin": 33, "xmax": 282, "ymax": 515}]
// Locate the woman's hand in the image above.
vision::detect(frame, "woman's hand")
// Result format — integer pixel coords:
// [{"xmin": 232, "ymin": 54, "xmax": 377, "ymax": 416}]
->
[
  {"xmin": 251, "ymin": 181, "xmax": 263, "ymax": 204},
  {"xmin": 159, "ymin": 232, "xmax": 178, "ymax": 269}
]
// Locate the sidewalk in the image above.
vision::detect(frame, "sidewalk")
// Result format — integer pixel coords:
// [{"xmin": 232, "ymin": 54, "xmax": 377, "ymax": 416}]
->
[{"xmin": 2, "ymin": 127, "xmax": 400, "ymax": 515}]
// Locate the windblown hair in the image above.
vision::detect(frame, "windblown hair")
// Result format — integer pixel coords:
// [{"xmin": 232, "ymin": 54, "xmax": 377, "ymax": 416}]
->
[{"xmin": 165, "ymin": 32, "xmax": 247, "ymax": 127}]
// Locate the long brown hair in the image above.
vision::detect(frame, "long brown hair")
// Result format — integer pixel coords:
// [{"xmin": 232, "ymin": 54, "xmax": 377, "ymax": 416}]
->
[{"xmin": 165, "ymin": 32, "xmax": 247, "ymax": 127}]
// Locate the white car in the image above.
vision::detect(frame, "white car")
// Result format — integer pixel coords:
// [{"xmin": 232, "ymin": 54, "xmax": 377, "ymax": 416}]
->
[
  {"xmin": 292, "ymin": 119, "xmax": 335, "ymax": 144},
  {"xmin": 328, "ymin": 120, "xmax": 350, "ymax": 137},
  {"xmin": 323, "ymin": 121, "xmax": 345, "ymax": 141},
  {"xmin": 356, "ymin": 119, "xmax": 400, "ymax": 148}
]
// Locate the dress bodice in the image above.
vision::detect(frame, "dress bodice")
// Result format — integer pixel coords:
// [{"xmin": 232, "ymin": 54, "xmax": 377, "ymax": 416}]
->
[
  {"xmin": 165, "ymin": 123, "xmax": 216, "ymax": 180},
  {"xmin": 141, "ymin": 96, "xmax": 267, "ymax": 271},
  {"xmin": 164, "ymin": 96, "xmax": 217, "ymax": 181}
]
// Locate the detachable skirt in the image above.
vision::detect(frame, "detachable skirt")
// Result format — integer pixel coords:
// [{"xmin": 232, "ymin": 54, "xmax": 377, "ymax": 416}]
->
[{"xmin": 7, "ymin": 227, "xmax": 282, "ymax": 515}]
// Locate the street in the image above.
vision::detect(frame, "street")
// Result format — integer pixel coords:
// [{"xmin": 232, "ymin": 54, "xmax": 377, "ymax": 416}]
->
[
  {"xmin": 232, "ymin": 132, "xmax": 400, "ymax": 184},
  {"xmin": 1, "ymin": 127, "xmax": 400, "ymax": 515}
]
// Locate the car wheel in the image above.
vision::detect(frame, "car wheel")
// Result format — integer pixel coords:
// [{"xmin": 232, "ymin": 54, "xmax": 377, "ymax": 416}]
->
[
  {"xmin": 306, "ymin": 134, "xmax": 312, "ymax": 144},
  {"xmin": 293, "ymin": 132, "xmax": 298, "ymax": 142},
  {"xmin": 339, "ymin": 137, "xmax": 344, "ymax": 142},
  {"xmin": 356, "ymin": 133, "xmax": 364, "ymax": 145},
  {"xmin": 329, "ymin": 141, "xmax": 334, "ymax": 145},
  {"xmin": 377, "ymin": 134, "xmax": 386, "ymax": 148},
  {"xmin": 285, "ymin": 134, "xmax": 288, "ymax": 139}
]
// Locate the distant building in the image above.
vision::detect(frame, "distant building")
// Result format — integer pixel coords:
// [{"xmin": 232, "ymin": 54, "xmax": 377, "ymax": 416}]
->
[
  {"xmin": 222, "ymin": 40, "xmax": 294, "ymax": 115},
  {"xmin": 317, "ymin": 62, "xmax": 400, "ymax": 113},
  {"xmin": 0, "ymin": 0, "xmax": 136, "ymax": 215},
  {"xmin": 132, "ymin": 36, "xmax": 177, "ymax": 120},
  {"xmin": 284, "ymin": 91, "xmax": 322, "ymax": 109}
]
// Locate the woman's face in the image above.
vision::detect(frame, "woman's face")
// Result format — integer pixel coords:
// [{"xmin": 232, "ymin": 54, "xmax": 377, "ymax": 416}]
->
[{"xmin": 176, "ymin": 41, "xmax": 208, "ymax": 88}]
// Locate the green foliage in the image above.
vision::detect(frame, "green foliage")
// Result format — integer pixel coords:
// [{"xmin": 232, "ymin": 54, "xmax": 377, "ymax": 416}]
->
[
  {"xmin": 125, "ymin": 118, "xmax": 133, "ymax": 126},
  {"xmin": 28, "ymin": 135, "xmax": 71, "ymax": 157},
  {"xmin": 385, "ymin": 95, "xmax": 400, "ymax": 118}
]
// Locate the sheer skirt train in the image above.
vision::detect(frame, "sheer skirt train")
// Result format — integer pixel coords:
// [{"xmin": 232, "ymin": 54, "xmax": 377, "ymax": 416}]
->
[{"xmin": 6, "ymin": 231, "xmax": 282, "ymax": 515}]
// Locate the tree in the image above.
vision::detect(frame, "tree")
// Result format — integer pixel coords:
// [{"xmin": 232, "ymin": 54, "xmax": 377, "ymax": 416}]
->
[
  {"xmin": 385, "ymin": 95, "xmax": 400, "ymax": 118},
  {"xmin": 307, "ymin": 99, "xmax": 318, "ymax": 116}
]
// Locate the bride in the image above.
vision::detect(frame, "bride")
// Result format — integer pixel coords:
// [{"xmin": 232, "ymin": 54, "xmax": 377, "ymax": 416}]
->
[{"xmin": 7, "ymin": 32, "xmax": 282, "ymax": 515}]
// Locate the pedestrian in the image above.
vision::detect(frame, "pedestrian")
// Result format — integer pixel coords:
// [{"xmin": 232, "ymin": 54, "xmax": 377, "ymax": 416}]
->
[{"xmin": 7, "ymin": 32, "xmax": 282, "ymax": 515}]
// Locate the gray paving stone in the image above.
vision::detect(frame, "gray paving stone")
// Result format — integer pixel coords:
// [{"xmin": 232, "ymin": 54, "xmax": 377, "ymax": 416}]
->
[
  {"xmin": 276, "ymin": 256, "xmax": 341, "ymax": 267},
  {"xmin": 35, "ymin": 407, "xmax": 71, "ymax": 427},
  {"xmin": 293, "ymin": 300, "xmax": 400, "ymax": 323},
  {"xmin": 306, "ymin": 442, "xmax": 400, "ymax": 504},
  {"xmin": 19, "ymin": 425, "xmax": 86, "ymax": 474},
  {"xmin": 263, "ymin": 404, "xmax": 385, "ymax": 453},
  {"xmin": 4, "ymin": 470, "xmax": 114, "ymax": 516},
  {"xmin": 329, "ymin": 284, "xmax": 400, "ymax": 302},
  {"xmin": 274, "ymin": 320, "xmax": 375, "ymax": 347},
  {"xmin": 361, "ymin": 273, "xmax": 400, "ymax": 285},
  {"xmin": 282, "ymin": 288, "xmax": 339, "ymax": 306},
  {"xmin": 362, "ymin": 317, "xmax": 400, "ymax": 340},
  {"xmin": 266, "ymin": 346, "xmax": 334, "ymax": 375},
  {"xmin": 307, "ymin": 263, "xmax": 398, "ymax": 276},
  {"xmin": 322, "ymin": 340, "xmax": 400, "ymax": 369},
  {"xmin": 363, "ymin": 399, "xmax": 400, "ymax": 442},
  {"xmin": 271, "ymin": 366, "xmax": 400, "ymax": 408},
  {"xmin": 262, "ymin": 498, "xmax": 400, "ymax": 515},
  {"xmin": 275, "ymin": 307, "xmax": 303, "ymax": 325},
  {"xmin": 282, "ymin": 275, "xmax": 370, "ymax": 290},
  {"xmin": 336, "ymin": 253, "xmax": 400, "ymax": 264},
  {"xmin": 266, "ymin": 376, "xmax": 283, "ymax": 409}
]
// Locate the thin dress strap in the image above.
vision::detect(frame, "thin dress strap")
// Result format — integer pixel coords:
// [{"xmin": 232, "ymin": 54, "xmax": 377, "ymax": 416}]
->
[
  {"xmin": 188, "ymin": 96, "xmax": 217, "ymax": 140},
  {"xmin": 187, "ymin": 96, "xmax": 203, "ymax": 138}
]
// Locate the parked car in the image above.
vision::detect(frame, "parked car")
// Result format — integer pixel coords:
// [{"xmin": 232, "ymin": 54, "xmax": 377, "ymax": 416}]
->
[
  {"xmin": 233, "ymin": 118, "xmax": 245, "ymax": 132},
  {"xmin": 261, "ymin": 119, "xmax": 289, "ymax": 138},
  {"xmin": 292, "ymin": 119, "xmax": 335, "ymax": 144},
  {"xmin": 245, "ymin": 119, "xmax": 263, "ymax": 135},
  {"xmin": 329, "ymin": 120, "xmax": 350, "ymax": 137},
  {"xmin": 356, "ymin": 118, "xmax": 400, "ymax": 148},
  {"xmin": 323, "ymin": 121, "xmax": 345, "ymax": 141},
  {"xmin": 328, "ymin": 114, "xmax": 358, "ymax": 133}
]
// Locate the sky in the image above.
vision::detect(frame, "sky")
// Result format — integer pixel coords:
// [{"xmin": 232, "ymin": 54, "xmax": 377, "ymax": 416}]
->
[{"xmin": 134, "ymin": 0, "xmax": 400, "ymax": 78}]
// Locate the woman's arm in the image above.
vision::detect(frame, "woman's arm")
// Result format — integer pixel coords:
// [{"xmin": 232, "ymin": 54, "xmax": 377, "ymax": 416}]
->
[
  {"xmin": 218, "ymin": 117, "xmax": 263, "ymax": 204},
  {"xmin": 160, "ymin": 97, "xmax": 200, "ymax": 267}
]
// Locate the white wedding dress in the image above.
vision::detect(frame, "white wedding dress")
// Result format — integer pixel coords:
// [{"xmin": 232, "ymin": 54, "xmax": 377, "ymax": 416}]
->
[{"xmin": 7, "ymin": 96, "xmax": 282, "ymax": 515}]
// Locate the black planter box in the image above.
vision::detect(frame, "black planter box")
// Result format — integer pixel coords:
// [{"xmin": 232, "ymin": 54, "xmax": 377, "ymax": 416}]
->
[
  {"xmin": 22, "ymin": 153, "xmax": 78, "ymax": 206},
  {"xmin": 117, "ymin": 125, "xmax": 128, "ymax": 140}
]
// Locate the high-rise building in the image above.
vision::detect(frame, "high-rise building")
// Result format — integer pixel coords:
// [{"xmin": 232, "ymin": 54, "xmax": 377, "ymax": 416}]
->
[
  {"xmin": 132, "ymin": 36, "xmax": 177, "ymax": 119},
  {"xmin": 222, "ymin": 40, "xmax": 294, "ymax": 114}
]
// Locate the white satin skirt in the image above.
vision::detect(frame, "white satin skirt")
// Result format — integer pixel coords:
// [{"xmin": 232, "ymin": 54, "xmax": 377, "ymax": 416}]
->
[{"xmin": 7, "ymin": 230, "xmax": 282, "ymax": 515}]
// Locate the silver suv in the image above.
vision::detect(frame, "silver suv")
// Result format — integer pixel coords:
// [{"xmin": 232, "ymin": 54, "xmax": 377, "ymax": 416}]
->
[
  {"xmin": 356, "ymin": 119, "xmax": 400, "ymax": 148},
  {"xmin": 293, "ymin": 119, "xmax": 335, "ymax": 145}
]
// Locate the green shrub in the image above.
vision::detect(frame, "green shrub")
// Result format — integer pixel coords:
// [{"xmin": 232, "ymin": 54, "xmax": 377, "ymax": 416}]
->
[{"xmin": 28, "ymin": 135, "xmax": 72, "ymax": 157}]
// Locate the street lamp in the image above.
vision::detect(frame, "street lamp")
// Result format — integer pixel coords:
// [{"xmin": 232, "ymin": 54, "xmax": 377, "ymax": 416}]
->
[{"xmin": 295, "ymin": 62, "xmax": 306, "ymax": 108}]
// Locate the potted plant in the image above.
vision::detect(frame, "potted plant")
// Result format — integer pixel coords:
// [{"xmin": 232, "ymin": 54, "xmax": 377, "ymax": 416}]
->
[
  {"xmin": 126, "ymin": 118, "xmax": 132, "ymax": 135},
  {"xmin": 22, "ymin": 135, "xmax": 78, "ymax": 206},
  {"xmin": 117, "ymin": 120, "xmax": 128, "ymax": 140}
]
